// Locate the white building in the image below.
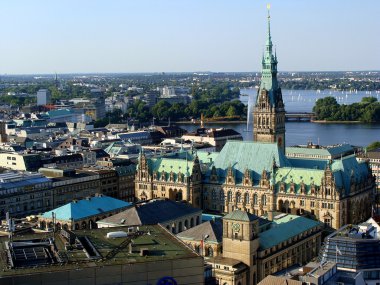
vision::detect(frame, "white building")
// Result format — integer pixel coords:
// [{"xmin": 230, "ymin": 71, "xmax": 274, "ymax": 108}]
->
[{"xmin": 36, "ymin": 89, "xmax": 51, "ymax": 106}]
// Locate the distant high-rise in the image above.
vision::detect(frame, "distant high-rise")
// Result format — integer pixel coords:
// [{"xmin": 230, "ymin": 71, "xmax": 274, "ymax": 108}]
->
[
  {"xmin": 36, "ymin": 89, "xmax": 51, "ymax": 106},
  {"xmin": 253, "ymin": 7, "xmax": 286, "ymax": 153}
]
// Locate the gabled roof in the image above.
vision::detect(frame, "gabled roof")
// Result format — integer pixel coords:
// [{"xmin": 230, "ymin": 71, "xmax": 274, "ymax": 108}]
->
[
  {"xmin": 332, "ymin": 155, "xmax": 369, "ymax": 193},
  {"xmin": 211, "ymin": 141, "xmax": 290, "ymax": 183},
  {"xmin": 223, "ymin": 210, "xmax": 259, "ymax": 222},
  {"xmin": 177, "ymin": 219, "xmax": 223, "ymax": 243},
  {"xmin": 97, "ymin": 199, "xmax": 201, "ymax": 227},
  {"xmin": 274, "ymin": 167, "xmax": 325, "ymax": 193},
  {"xmin": 41, "ymin": 196, "xmax": 131, "ymax": 222}
]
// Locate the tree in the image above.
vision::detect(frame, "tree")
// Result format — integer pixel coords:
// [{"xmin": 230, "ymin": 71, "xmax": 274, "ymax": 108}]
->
[
  {"xmin": 226, "ymin": 105, "xmax": 237, "ymax": 117},
  {"xmin": 367, "ymin": 141, "xmax": 380, "ymax": 151},
  {"xmin": 361, "ymin": 97, "xmax": 377, "ymax": 104}
]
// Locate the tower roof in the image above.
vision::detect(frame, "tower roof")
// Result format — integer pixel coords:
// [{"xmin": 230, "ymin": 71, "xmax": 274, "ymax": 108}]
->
[
  {"xmin": 223, "ymin": 209, "xmax": 259, "ymax": 222},
  {"xmin": 257, "ymin": 5, "xmax": 280, "ymax": 106}
]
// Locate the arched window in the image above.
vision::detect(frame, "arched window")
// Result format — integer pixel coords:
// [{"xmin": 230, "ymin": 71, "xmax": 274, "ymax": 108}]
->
[
  {"xmin": 236, "ymin": 192, "xmax": 241, "ymax": 203},
  {"xmin": 208, "ymin": 247, "xmax": 214, "ymax": 257},
  {"xmin": 262, "ymin": 195, "xmax": 267, "ymax": 206},
  {"xmin": 244, "ymin": 193, "xmax": 250, "ymax": 204},
  {"xmin": 253, "ymin": 193, "xmax": 258, "ymax": 205},
  {"xmin": 227, "ymin": 191, "xmax": 232, "ymax": 202},
  {"xmin": 176, "ymin": 190, "xmax": 183, "ymax": 201}
]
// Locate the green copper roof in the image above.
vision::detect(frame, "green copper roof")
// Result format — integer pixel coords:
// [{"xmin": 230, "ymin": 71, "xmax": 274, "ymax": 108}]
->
[
  {"xmin": 223, "ymin": 210, "xmax": 259, "ymax": 222},
  {"xmin": 211, "ymin": 141, "xmax": 290, "ymax": 183},
  {"xmin": 331, "ymin": 155, "xmax": 369, "ymax": 193},
  {"xmin": 257, "ymin": 7, "xmax": 279, "ymax": 106},
  {"xmin": 259, "ymin": 215, "xmax": 321, "ymax": 250},
  {"xmin": 274, "ymin": 167, "xmax": 325, "ymax": 193},
  {"xmin": 286, "ymin": 147, "xmax": 332, "ymax": 157},
  {"xmin": 286, "ymin": 144, "xmax": 354, "ymax": 158}
]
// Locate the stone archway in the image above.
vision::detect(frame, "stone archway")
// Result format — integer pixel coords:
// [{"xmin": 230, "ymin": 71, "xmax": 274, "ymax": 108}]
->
[
  {"xmin": 290, "ymin": 201, "xmax": 297, "ymax": 215},
  {"xmin": 284, "ymin": 200, "xmax": 290, "ymax": 213},
  {"xmin": 278, "ymin": 200, "xmax": 284, "ymax": 212}
]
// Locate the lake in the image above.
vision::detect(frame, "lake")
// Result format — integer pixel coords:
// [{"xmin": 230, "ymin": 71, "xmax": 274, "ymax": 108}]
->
[{"xmin": 180, "ymin": 89, "xmax": 380, "ymax": 147}]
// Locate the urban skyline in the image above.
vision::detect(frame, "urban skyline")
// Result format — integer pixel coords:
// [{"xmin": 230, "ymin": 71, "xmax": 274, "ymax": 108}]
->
[{"xmin": 0, "ymin": 0, "xmax": 379, "ymax": 74}]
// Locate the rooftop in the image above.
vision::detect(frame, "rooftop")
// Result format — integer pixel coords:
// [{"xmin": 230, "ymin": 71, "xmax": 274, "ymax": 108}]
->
[
  {"xmin": 259, "ymin": 214, "xmax": 322, "ymax": 250},
  {"xmin": 97, "ymin": 199, "xmax": 201, "ymax": 227},
  {"xmin": 0, "ymin": 225, "xmax": 197, "ymax": 277},
  {"xmin": 223, "ymin": 209, "xmax": 259, "ymax": 222},
  {"xmin": 41, "ymin": 196, "xmax": 131, "ymax": 222}
]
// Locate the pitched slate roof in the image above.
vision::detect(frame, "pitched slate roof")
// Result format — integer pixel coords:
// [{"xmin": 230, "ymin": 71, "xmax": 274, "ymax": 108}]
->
[
  {"xmin": 211, "ymin": 141, "xmax": 290, "ymax": 183},
  {"xmin": 177, "ymin": 219, "xmax": 223, "ymax": 243},
  {"xmin": 41, "ymin": 196, "xmax": 131, "ymax": 222},
  {"xmin": 97, "ymin": 199, "xmax": 201, "ymax": 227},
  {"xmin": 223, "ymin": 209, "xmax": 259, "ymax": 222}
]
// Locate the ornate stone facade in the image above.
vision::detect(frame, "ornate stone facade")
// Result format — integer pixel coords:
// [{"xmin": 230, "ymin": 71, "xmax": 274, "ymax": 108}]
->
[
  {"xmin": 253, "ymin": 8, "xmax": 285, "ymax": 153},
  {"xmin": 135, "ymin": 8, "xmax": 376, "ymax": 231},
  {"xmin": 135, "ymin": 151, "xmax": 202, "ymax": 208}
]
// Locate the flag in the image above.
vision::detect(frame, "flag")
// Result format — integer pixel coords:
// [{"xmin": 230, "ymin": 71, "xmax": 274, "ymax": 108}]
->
[
  {"xmin": 336, "ymin": 245, "xmax": 342, "ymax": 255},
  {"xmin": 267, "ymin": 3, "xmax": 271, "ymax": 10}
]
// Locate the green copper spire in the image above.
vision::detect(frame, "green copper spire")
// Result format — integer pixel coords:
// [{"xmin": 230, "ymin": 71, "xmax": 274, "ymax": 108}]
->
[
  {"xmin": 259, "ymin": 4, "xmax": 279, "ymax": 105},
  {"xmin": 253, "ymin": 5, "xmax": 286, "ymax": 152}
]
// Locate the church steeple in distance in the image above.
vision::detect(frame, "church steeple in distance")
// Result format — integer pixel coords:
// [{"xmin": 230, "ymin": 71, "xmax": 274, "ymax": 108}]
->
[{"xmin": 253, "ymin": 4, "xmax": 286, "ymax": 153}]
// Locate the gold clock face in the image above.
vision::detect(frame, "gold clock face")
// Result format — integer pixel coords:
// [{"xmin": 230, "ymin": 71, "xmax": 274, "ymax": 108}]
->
[{"xmin": 232, "ymin": 223, "xmax": 241, "ymax": 232}]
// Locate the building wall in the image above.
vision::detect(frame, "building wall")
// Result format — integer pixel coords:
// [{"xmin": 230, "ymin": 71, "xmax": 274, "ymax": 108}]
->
[
  {"xmin": 0, "ymin": 181, "xmax": 52, "ymax": 219},
  {"xmin": 202, "ymin": 167, "xmax": 374, "ymax": 230},
  {"xmin": 0, "ymin": 153, "xmax": 30, "ymax": 171},
  {"xmin": 135, "ymin": 153, "xmax": 202, "ymax": 208},
  {"xmin": 0, "ymin": 256, "xmax": 204, "ymax": 285},
  {"xmin": 256, "ymin": 227, "xmax": 322, "ymax": 281},
  {"xmin": 117, "ymin": 171, "xmax": 135, "ymax": 202},
  {"xmin": 52, "ymin": 176, "xmax": 101, "ymax": 207}
]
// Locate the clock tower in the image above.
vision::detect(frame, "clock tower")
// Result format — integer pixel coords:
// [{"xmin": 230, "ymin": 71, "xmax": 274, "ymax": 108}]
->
[
  {"xmin": 253, "ymin": 6, "xmax": 286, "ymax": 153},
  {"xmin": 222, "ymin": 210, "xmax": 260, "ymax": 285}
]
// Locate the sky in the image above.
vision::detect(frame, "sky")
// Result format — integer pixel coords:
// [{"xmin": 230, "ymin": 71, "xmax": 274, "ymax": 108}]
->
[{"xmin": 0, "ymin": 0, "xmax": 379, "ymax": 74}]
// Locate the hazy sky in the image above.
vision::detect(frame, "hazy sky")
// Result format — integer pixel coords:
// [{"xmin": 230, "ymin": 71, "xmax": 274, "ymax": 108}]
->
[{"xmin": 1, "ymin": 0, "xmax": 379, "ymax": 74}]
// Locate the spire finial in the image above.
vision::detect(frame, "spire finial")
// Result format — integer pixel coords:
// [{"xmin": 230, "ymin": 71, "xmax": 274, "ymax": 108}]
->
[{"xmin": 267, "ymin": 4, "xmax": 271, "ymax": 37}]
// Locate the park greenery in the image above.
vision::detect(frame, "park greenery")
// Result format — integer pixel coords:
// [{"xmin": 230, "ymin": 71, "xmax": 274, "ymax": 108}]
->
[
  {"xmin": 367, "ymin": 141, "xmax": 380, "ymax": 152},
  {"xmin": 94, "ymin": 83, "xmax": 246, "ymax": 127},
  {"xmin": 313, "ymin": 96, "xmax": 380, "ymax": 123}
]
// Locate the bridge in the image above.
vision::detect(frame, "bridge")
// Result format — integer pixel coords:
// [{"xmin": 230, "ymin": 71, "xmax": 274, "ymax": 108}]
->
[{"xmin": 285, "ymin": 112, "xmax": 316, "ymax": 122}]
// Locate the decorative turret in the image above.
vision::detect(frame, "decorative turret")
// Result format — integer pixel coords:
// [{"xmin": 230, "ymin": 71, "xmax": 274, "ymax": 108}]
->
[{"xmin": 253, "ymin": 5, "xmax": 286, "ymax": 153}]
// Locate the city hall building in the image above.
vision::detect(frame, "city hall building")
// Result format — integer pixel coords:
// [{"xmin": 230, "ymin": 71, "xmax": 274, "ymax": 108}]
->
[{"xmin": 135, "ymin": 9, "xmax": 376, "ymax": 230}]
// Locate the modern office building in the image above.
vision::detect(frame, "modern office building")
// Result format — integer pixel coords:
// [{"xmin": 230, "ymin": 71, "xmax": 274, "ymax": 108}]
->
[
  {"xmin": 320, "ymin": 218, "xmax": 380, "ymax": 284},
  {"xmin": 36, "ymin": 89, "xmax": 51, "ymax": 106}
]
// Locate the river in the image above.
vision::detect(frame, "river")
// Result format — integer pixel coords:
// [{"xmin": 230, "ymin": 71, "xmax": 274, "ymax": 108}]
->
[{"xmin": 180, "ymin": 89, "xmax": 380, "ymax": 147}]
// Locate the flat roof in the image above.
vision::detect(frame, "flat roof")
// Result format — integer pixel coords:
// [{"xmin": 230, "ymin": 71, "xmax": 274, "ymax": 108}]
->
[{"xmin": 0, "ymin": 225, "xmax": 198, "ymax": 277}]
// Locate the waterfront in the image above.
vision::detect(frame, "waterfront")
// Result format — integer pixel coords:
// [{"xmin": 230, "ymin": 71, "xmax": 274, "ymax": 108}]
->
[
  {"xmin": 240, "ymin": 88, "xmax": 380, "ymax": 112},
  {"xmin": 180, "ymin": 88, "xmax": 380, "ymax": 147}
]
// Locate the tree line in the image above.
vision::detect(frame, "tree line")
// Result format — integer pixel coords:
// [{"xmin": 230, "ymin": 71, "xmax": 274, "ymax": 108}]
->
[{"xmin": 313, "ymin": 96, "xmax": 380, "ymax": 123}]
